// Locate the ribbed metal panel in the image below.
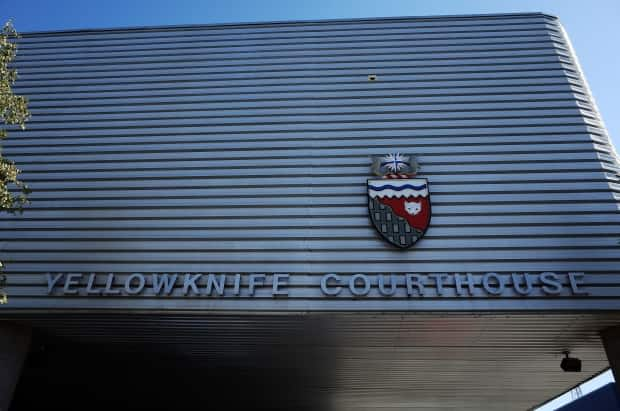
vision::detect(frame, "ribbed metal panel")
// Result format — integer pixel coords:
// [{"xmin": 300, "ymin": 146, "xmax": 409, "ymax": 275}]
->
[
  {"xmin": 2, "ymin": 13, "xmax": 620, "ymax": 411},
  {"xmin": 5, "ymin": 312, "xmax": 620, "ymax": 410},
  {"xmin": 1, "ymin": 13, "xmax": 619, "ymax": 312}
]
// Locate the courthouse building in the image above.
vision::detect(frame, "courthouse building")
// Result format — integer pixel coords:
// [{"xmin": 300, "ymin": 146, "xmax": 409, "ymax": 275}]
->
[{"xmin": 1, "ymin": 12, "xmax": 620, "ymax": 410}]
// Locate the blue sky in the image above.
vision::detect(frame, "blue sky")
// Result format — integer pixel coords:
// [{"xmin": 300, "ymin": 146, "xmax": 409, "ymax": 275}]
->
[{"xmin": 2, "ymin": 0, "xmax": 619, "ymax": 150}]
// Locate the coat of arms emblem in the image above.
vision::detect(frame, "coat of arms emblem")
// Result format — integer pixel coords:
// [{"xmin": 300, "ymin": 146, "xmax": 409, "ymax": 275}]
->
[{"xmin": 368, "ymin": 153, "xmax": 431, "ymax": 249}]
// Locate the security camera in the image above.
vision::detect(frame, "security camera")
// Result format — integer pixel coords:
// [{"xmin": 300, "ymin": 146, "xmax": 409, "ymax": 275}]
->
[{"xmin": 560, "ymin": 351, "xmax": 582, "ymax": 372}]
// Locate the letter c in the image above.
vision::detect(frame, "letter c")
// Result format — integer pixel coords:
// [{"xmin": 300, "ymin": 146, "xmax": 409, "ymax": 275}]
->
[{"xmin": 321, "ymin": 274, "xmax": 342, "ymax": 296}]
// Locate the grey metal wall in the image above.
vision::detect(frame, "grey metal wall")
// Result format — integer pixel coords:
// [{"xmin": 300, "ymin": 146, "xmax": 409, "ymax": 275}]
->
[{"xmin": 2, "ymin": 13, "xmax": 620, "ymax": 311}]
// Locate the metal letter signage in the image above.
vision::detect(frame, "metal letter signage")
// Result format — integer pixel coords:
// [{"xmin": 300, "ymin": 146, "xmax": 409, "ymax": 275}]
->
[
  {"xmin": 44, "ymin": 272, "xmax": 590, "ymax": 298},
  {"xmin": 368, "ymin": 153, "xmax": 431, "ymax": 248}
]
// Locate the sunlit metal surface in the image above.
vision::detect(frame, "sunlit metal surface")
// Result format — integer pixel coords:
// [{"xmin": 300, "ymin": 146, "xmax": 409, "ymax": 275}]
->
[
  {"xmin": 1, "ymin": 12, "xmax": 620, "ymax": 410},
  {"xmin": 2, "ymin": 12, "xmax": 619, "ymax": 311}
]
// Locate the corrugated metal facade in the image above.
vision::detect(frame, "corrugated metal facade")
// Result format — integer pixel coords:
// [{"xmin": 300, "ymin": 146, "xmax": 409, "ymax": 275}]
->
[
  {"xmin": 7, "ymin": 312, "xmax": 620, "ymax": 411},
  {"xmin": 2, "ymin": 12, "xmax": 619, "ymax": 311},
  {"xmin": 2, "ymin": 12, "xmax": 620, "ymax": 411}
]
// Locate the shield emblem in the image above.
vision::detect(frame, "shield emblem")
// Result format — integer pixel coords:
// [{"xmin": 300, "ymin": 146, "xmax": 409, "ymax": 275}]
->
[{"xmin": 368, "ymin": 178, "xmax": 431, "ymax": 248}]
